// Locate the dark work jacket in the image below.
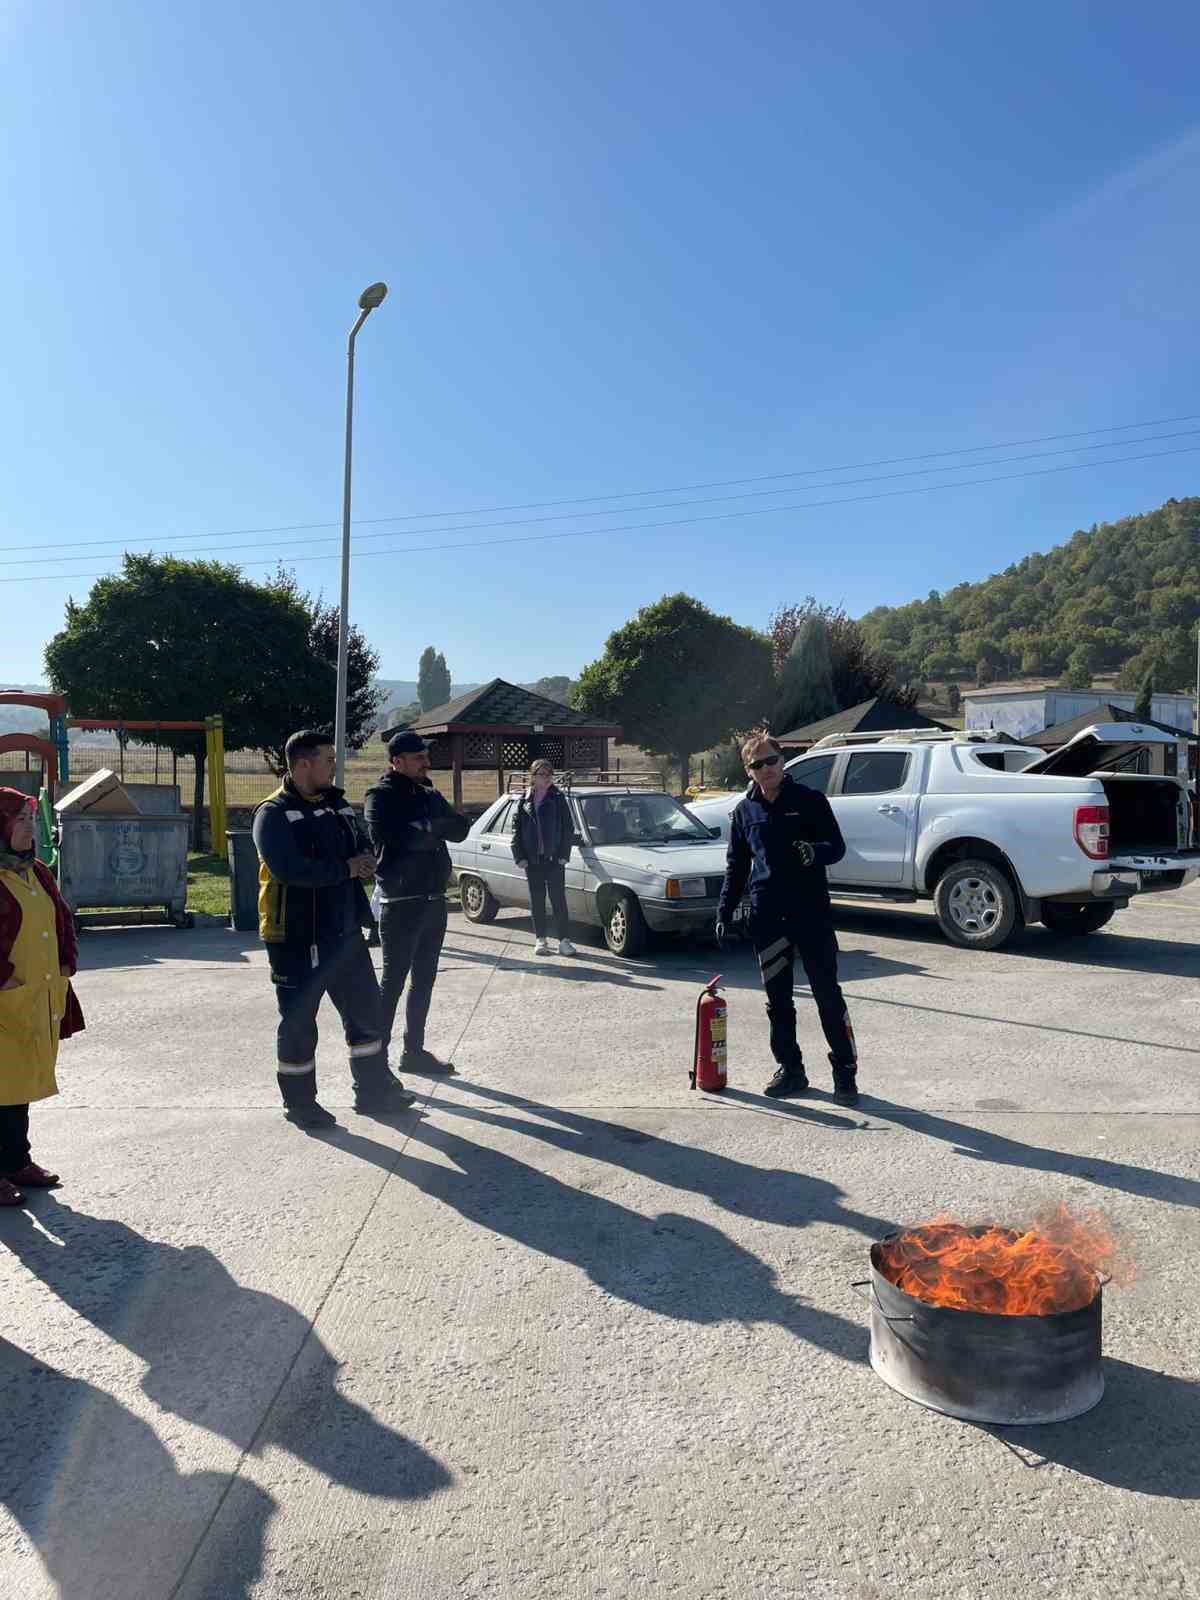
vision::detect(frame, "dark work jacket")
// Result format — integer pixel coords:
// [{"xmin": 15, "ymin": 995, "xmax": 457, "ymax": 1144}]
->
[
  {"xmin": 252, "ymin": 780, "xmax": 371, "ymax": 949},
  {"xmin": 512, "ymin": 786, "xmax": 573, "ymax": 867},
  {"xmin": 718, "ymin": 772, "xmax": 846, "ymax": 927},
  {"xmin": 364, "ymin": 771, "xmax": 470, "ymax": 899}
]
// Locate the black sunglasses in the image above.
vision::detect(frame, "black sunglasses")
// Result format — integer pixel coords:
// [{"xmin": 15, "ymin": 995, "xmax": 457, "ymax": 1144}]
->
[{"xmin": 748, "ymin": 753, "xmax": 781, "ymax": 771}]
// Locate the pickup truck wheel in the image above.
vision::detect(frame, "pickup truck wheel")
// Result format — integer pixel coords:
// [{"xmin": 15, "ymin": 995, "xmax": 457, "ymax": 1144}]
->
[
  {"xmin": 603, "ymin": 891, "xmax": 648, "ymax": 957},
  {"xmin": 933, "ymin": 859, "xmax": 1022, "ymax": 950},
  {"xmin": 1040, "ymin": 902, "xmax": 1116, "ymax": 937},
  {"xmin": 459, "ymin": 875, "xmax": 499, "ymax": 924}
]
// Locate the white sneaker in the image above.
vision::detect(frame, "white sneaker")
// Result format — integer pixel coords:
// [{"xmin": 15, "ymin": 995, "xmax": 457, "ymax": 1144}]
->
[
  {"xmin": 558, "ymin": 939, "xmax": 576, "ymax": 956},
  {"xmin": 535, "ymin": 938, "xmax": 553, "ymax": 955}
]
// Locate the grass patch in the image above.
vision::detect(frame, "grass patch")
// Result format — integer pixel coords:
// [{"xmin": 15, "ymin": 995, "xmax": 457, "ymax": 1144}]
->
[
  {"xmin": 184, "ymin": 851, "xmax": 458, "ymax": 923},
  {"xmin": 188, "ymin": 851, "xmax": 231, "ymax": 918}
]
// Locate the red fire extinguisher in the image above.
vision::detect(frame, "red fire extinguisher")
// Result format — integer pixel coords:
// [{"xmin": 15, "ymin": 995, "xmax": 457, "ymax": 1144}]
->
[{"xmin": 691, "ymin": 975, "xmax": 727, "ymax": 1093}]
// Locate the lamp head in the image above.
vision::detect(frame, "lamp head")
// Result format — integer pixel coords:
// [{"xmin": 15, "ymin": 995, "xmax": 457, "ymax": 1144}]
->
[{"xmin": 358, "ymin": 282, "xmax": 388, "ymax": 311}]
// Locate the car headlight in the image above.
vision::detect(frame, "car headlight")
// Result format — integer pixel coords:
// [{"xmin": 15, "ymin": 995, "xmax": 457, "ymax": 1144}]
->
[{"xmin": 665, "ymin": 877, "xmax": 707, "ymax": 899}]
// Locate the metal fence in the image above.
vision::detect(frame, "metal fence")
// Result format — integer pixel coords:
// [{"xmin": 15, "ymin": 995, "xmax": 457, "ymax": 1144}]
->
[{"xmin": 0, "ymin": 739, "xmax": 505, "ymax": 810}]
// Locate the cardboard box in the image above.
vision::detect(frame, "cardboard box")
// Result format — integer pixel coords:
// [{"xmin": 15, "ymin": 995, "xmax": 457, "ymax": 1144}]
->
[{"xmin": 55, "ymin": 768, "xmax": 141, "ymax": 816}]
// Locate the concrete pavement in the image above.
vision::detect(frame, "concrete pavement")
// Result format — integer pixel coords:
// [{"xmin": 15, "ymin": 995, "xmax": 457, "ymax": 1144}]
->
[{"xmin": 2, "ymin": 887, "xmax": 1198, "ymax": 1597}]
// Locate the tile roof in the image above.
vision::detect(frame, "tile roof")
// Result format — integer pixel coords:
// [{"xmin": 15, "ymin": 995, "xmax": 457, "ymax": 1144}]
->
[
  {"xmin": 776, "ymin": 698, "xmax": 948, "ymax": 744},
  {"xmin": 380, "ymin": 678, "xmax": 620, "ymax": 740}
]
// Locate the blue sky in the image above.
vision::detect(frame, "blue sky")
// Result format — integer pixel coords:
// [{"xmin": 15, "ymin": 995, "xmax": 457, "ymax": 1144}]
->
[{"xmin": 3, "ymin": 0, "xmax": 1198, "ymax": 689}]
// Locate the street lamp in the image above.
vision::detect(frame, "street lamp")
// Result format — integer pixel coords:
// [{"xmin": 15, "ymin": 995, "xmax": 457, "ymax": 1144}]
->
[{"xmin": 334, "ymin": 280, "xmax": 389, "ymax": 787}]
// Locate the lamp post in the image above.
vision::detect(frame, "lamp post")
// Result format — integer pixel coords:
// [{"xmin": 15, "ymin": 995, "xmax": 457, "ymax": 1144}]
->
[{"xmin": 334, "ymin": 280, "xmax": 388, "ymax": 787}]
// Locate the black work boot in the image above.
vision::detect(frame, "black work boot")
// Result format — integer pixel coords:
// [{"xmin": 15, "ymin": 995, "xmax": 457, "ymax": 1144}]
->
[
  {"xmin": 763, "ymin": 1061, "xmax": 809, "ymax": 1099},
  {"xmin": 401, "ymin": 1048, "xmax": 456, "ymax": 1076},
  {"xmin": 284, "ymin": 1101, "xmax": 338, "ymax": 1130},
  {"xmin": 354, "ymin": 1077, "xmax": 417, "ymax": 1113},
  {"xmin": 830, "ymin": 1059, "xmax": 860, "ymax": 1106}
]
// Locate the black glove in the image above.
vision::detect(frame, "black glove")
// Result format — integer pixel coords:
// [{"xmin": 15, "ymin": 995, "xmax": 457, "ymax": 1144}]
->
[
  {"xmin": 793, "ymin": 840, "xmax": 815, "ymax": 867},
  {"xmin": 715, "ymin": 919, "xmax": 728, "ymax": 949}
]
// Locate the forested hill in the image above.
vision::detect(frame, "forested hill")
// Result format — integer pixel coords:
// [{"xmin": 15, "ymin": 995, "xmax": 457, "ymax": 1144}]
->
[{"xmin": 858, "ymin": 496, "xmax": 1199, "ymax": 691}]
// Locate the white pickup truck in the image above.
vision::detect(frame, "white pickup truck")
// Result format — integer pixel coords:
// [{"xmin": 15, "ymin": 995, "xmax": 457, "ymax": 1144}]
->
[{"xmin": 689, "ymin": 724, "xmax": 1199, "ymax": 950}]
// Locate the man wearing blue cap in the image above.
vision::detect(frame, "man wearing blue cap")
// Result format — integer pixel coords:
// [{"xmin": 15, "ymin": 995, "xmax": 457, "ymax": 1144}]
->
[{"xmin": 365, "ymin": 732, "xmax": 471, "ymax": 1074}]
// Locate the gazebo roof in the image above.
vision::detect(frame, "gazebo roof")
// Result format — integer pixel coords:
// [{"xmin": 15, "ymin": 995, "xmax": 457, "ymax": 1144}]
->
[
  {"xmin": 776, "ymin": 697, "xmax": 948, "ymax": 745},
  {"xmin": 380, "ymin": 678, "xmax": 620, "ymax": 742}
]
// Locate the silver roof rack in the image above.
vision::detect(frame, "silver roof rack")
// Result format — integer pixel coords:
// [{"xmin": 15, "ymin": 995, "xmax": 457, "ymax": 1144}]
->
[
  {"xmin": 810, "ymin": 729, "xmax": 1001, "ymax": 749},
  {"xmin": 504, "ymin": 769, "xmax": 661, "ymax": 794}
]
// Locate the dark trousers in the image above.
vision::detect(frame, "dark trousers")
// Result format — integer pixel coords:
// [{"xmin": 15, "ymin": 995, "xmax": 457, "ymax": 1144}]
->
[
  {"xmin": 0, "ymin": 1103, "xmax": 31, "ymax": 1172},
  {"xmin": 753, "ymin": 916, "xmax": 857, "ymax": 1069},
  {"xmin": 526, "ymin": 861, "xmax": 569, "ymax": 940},
  {"xmin": 379, "ymin": 896, "xmax": 447, "ymax": 1055},
  {"xmin": 267, "ymin": 935, "xmax": 387, "ymax": 1106}
]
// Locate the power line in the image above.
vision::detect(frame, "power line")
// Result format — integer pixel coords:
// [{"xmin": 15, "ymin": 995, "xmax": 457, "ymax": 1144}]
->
[
  {"xmin": 5, "ymin": 424, "xmax": 1200, "ymax": 571},
  {"xmin": 9, "ymin": 439, "xmax": 1197, "ymax": 586},
  {"xmin": 6, "ymin": 409, "xmax": 1199, "ymax": 558}
]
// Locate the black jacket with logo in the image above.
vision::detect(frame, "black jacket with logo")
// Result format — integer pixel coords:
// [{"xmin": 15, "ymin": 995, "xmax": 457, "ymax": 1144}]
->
[
  {"xmin": 252, "ymin": 780, "xmax": 372, "ymax": 948},
  {"xmin": 718, "ymin": 772, "xmax": 846, "ymax": 926},
  {"xmin": 363, "ymin": 771, "xmax": 470, "ymax": 899}
]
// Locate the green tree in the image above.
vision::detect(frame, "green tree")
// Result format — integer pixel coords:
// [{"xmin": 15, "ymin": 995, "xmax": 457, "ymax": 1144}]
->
[
  {"xmin": 1133, "ymin": 671, "xmax": 1154, "ymax": 721},
  {"xmin": 44, "ymin": 555, "xmax": 330, "ymax": 844},
  {"xmin": 385, "ymin": 699, "xmax": 423, "ymax": 730},
  {"xmin": 573, "ymin": 594, "xmax": 773, "ymax": 794},
  {"xmin": 529, "ymin": 675, "xmax": 575, "ymax": 704},
  {"xmin": 268, "ymin": 574, "xmax": 383, "ymax": 769},
  {"xmin": 1061, "ymin": 642, "xmax": 1099, "ymax": 691},
  {"xmin": 774, "ymin": 616, "xmax": 836, "ymax": 733},
  {"xmin": 769, "ymin": 598, "xmax": 917, "ymax": 710},
  {"xmin": 417, "ymin": 647, "xmax": 452, "ymax": 711}
]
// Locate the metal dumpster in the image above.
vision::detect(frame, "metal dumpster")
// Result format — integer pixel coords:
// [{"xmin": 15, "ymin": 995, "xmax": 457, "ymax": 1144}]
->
[{"xmin": 57, "ymin": 812, "xmax": 191, "ymax": 927}]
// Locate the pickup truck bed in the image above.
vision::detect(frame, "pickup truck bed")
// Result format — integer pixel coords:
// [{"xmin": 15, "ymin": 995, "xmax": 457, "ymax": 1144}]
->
[{"xmin": 691, "ymin": 724, "xmax": 1199, "ymax": 950}]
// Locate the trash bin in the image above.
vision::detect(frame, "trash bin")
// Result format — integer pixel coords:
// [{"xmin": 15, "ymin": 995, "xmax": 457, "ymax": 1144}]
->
[
  {"xmin": 58, "ymin": 813, "xmax": 191, "ymax": 925},
  {"xmin": 55, "ymin": 767, "xmax": 192, "ymax": 928},
  {"xmin": 228, "ymin": 830, "xmax": 260, "ymax": 932}
]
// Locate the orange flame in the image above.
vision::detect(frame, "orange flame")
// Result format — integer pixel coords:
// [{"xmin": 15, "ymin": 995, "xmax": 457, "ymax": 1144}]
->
[{"xmin": 877, "ymin": 1204, "xmax": 1134, "ymax": 1316}]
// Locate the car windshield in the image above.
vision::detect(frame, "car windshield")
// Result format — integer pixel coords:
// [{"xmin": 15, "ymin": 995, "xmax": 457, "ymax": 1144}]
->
[{"xmin": 579, "ymin": 793, "xmax": 710, "ymax": 845}]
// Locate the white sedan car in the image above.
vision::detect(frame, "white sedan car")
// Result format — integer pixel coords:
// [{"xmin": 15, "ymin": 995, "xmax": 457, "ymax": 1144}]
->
[{"xmin": 449, "ymin": 784, "xmax": 728, "ymax": 956}]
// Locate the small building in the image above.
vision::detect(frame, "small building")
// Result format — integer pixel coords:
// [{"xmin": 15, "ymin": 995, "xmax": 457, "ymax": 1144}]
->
[
  {"xmin": 963, "ymin": 685, "xmax": 1197, "ymax": 741},
  {"xmin": 776, "ymin": 697, "xmax": 949, "ymax": 751},
  {"xmin": 1026, "ymin": 703, "xmax": 1198, "ymax": 781},
  {"xmin": 380, "ymin": 678, "xmax": 621, "ymax": 808}
]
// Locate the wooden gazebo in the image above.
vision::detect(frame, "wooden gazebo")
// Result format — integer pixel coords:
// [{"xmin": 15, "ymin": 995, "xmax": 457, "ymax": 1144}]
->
[{"xmin": 380, "ymin": 679, "xmax": 622, "ymax": 807}]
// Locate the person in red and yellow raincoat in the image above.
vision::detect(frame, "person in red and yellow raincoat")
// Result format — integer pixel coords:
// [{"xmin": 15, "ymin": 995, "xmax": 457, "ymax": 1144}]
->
[{"xmin": 0, "ymin": 788, "xmax": 84, "ymax": 1205}]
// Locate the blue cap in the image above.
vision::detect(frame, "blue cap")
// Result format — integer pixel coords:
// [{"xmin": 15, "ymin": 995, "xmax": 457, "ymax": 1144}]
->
[{"xmin": 387, "ymin": 730, "xmax": 429, "ymax": 756}]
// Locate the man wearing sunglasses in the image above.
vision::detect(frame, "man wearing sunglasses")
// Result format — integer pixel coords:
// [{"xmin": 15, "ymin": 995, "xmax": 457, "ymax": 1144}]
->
[{"xmin": 716, "ymin": 731, "xmax": 859, "ymax": 1105}]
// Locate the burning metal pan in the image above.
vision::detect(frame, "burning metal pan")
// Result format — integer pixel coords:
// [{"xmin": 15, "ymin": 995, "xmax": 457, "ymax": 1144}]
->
[{"xmin": 857, "ymin": 1232, "xmax": 1106, "ymax": 1426}]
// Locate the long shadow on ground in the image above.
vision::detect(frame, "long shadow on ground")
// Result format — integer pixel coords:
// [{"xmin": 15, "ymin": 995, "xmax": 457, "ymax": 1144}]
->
[
  {"xmin": 337, "ymin": 1110, "xmax": 871, "ymax": 1366},
  {"xmin": 1, "ymin": 1197, "xmax": 452, "ymax": 1593},
  {"xmin": 982, "ymin": 1358, "xmax": 1200, "ymax": 1497},
  {"xmin": 0, "ymin": 1332, "xmax": 275, "ymax": 1599}
]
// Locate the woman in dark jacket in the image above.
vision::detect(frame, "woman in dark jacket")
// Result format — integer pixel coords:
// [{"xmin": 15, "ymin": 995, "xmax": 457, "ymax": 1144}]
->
[{"xmin": 511, "ymin": 762, "xmax": 576, "ymax": 956}]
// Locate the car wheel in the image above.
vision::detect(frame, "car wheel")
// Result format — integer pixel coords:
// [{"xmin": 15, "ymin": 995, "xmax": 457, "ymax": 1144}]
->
[
  {"xmin": 603, "ymin": 890, "xmax": 648, "ymax": 957},
  {"xmin": 933, "ymin": 859, "xmax": 1022, "ymax": 950},
  {"xmin": 1040, "ymin": 902, "xmax": 1116, "ymax": 937},
  {"xmin": 459, "ymin": 874, "xmax": 499, "ymax": 924}
]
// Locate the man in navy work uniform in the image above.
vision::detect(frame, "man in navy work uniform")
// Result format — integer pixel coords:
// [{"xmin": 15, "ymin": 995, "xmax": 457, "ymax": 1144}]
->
[
  {"xmin": 253, "ymin": 729, "xmax": 415, "ymax": 1128},
  {"xmin": 717, "ymin": 730, "xmax": 860, "ymax": 1105},
  {"xmin": 364, "ymin": 731, "xmax": 471, "ymax": 1074}
]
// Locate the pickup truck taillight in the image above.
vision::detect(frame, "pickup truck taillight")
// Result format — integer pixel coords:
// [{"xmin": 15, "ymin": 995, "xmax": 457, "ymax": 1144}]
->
[{"xmin": 1074, "ymin": 804, "xmax": 1110, "ymax": 860}]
